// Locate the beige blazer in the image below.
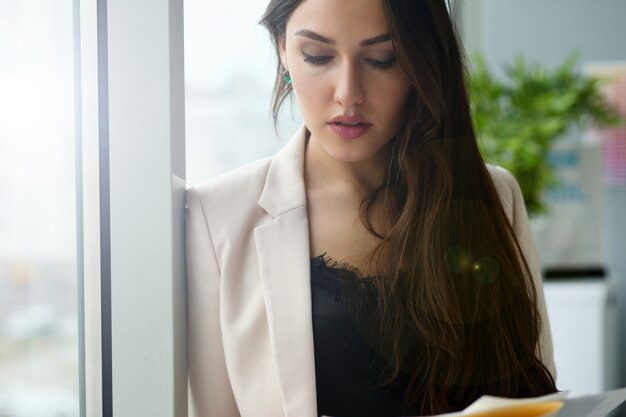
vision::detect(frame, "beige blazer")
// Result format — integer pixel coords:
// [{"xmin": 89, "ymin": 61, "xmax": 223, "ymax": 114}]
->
[{"xmin": 186, "ymin": 125, "xmax": 556, "ymax": 417}]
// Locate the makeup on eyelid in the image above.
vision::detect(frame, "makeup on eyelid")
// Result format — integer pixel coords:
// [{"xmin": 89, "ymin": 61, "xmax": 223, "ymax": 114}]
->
[{"xmin": 300, "ymin": 50, "xmax": 398, "ymax": 68}]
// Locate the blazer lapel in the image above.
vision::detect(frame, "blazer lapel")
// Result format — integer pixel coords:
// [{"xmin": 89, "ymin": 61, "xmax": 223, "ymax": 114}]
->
[{"xmin": 255, "ymin": 126, "xmax": 318, "ymax": 417}]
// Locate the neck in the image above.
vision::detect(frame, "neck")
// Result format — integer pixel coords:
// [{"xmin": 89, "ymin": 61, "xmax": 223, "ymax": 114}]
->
[{"xmin": 304, "ymin": 132, "xmax": 390, "ymax": 199}]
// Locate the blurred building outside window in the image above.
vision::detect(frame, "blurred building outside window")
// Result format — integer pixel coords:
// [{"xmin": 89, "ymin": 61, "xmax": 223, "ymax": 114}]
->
[{"xmin": 0, "ymin": 1, "xmax": 79, "ymax": 416}]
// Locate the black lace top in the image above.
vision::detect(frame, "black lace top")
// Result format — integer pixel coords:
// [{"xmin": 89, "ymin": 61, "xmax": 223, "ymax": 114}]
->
[{"xmin": 310, "ymin": 254, "xmax": 419, "ymax": 417}]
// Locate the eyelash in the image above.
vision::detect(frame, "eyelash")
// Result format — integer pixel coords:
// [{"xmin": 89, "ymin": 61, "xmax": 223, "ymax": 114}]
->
[{"xmin": 302, "ymin": 53, "xmax": 397, "ymax": 70}]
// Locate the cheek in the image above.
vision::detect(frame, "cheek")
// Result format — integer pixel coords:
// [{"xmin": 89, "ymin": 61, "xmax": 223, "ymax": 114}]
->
[
  {"xmin": 373, "ymin": 78, "xmax": 411, "ymax": 112},
  {"xmin": 292, "ymin": 71, "xmax": 331, "ymax": 113}
]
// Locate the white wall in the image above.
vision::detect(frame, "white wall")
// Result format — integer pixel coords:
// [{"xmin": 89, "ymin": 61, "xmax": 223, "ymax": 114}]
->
[{"xmin": 460, "ymin": 0, "xmax": 626, "ymax": 72}]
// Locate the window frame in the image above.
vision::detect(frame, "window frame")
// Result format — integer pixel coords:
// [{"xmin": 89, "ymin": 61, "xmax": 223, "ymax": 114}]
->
[{"xmin": 76, "ymin": 0, "xmax": 187, "ymax": 415}]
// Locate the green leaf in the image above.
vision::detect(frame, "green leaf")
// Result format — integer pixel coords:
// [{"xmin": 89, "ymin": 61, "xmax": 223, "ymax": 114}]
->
[{"xmin": 468, "ymin": 52, "xmax": 624, "ymax": 215}]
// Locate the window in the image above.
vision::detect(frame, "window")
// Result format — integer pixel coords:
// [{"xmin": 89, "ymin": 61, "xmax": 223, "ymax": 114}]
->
[
  {"xmin": 0, "ymin": 1, "xmax": 79, "ymax": 416},
  {"xmin": 184, "ymin": 0, "xmax": 302, "ymax": 185}
]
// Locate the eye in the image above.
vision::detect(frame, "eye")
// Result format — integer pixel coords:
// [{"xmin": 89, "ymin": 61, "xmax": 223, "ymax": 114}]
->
[
  {"xmin": 366, "ymin": 56, "xmax": 398, "ymax": 69},
  {"xmin": 303, "ymin": 52, "xmax": 334, "ymax": 65}
]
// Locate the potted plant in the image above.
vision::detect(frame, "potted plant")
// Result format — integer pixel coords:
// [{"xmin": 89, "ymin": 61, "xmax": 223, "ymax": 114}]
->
[{"xmin": 469, "ymin": 53, "xmax": 622, "ymax": 215}]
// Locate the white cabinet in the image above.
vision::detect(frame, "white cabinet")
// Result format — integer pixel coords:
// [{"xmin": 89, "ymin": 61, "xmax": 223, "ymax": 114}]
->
[{"xmin": 543, "ymin": 280, "xmax": 619, "ymax": 396}]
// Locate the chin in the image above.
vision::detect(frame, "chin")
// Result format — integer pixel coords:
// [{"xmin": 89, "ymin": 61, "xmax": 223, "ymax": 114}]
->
[{"xmin": 324, "ymin": 144, "xmax": 384, "ymax": 164}]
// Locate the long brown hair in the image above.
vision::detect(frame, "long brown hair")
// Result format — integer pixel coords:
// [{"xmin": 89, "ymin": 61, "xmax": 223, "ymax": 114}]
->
[{"xmin": 260, "ymin": 0, "xmax": 557, "ymax": 414}]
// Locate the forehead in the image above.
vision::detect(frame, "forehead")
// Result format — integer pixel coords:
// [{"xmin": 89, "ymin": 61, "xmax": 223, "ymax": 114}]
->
[{"xmin": 287, "ymin": 0, "xmax": 389, "ymax": 41}]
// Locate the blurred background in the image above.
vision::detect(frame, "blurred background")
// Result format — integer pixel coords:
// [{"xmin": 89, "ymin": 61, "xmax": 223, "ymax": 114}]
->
[
  {"xmin": 0, "ymin": 1, "xmax": 79, "ymax": 416},
  {"xmin": 0, "ymin": 0, "xmax": 625, "ymax": 415},
  {"xmin": 457, "ymin": 0, "xmax": 626, "ymax": 402}
]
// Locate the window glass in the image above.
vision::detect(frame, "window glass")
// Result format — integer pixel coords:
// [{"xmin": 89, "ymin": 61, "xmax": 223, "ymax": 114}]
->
[
  {"xmin": 0, "ymin": 1, "xmax": 79, "ymax": 416},
  {"xmin": 184, "ymin": 0, "xmax": 302, "ymax": 185}
]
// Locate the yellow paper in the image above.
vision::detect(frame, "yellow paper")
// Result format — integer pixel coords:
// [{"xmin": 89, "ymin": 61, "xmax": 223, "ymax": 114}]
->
[{"xmin": 460, "ymin": 401, "xmax": 563, "ymax": 417}]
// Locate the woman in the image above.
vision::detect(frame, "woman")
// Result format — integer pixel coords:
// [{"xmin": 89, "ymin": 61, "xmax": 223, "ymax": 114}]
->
[{"xmin": 186, "ymin": 0, "xmax": 558, "ymax": 416}]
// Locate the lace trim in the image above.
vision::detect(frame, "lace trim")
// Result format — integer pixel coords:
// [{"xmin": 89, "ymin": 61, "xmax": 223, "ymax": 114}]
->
[
  {"xmin": 310, "ymin": 252, "xmax": 380, "ymax": 306},
  {"xmin": 310, "ymin": 253, "xmax": 425, "ymax": 382},
  {"xmin": 310, "ymin": 252, "xmax": 389, "ymax": 360},
  {"xmin": 311, "ymin": 252, "xmax": 380, "ymax": 280}
]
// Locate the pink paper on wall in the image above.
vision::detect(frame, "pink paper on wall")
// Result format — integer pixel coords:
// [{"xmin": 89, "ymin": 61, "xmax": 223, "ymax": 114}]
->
[{"xmin": 586, "ymin": 62, "xmax": 626, "ymax": 186}]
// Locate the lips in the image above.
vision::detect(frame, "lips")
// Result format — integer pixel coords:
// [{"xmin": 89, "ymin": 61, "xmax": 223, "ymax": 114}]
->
[
  {"xmin": 330, "ymin": 115, "xmax": 371, "ymax": 125},
  {"xmin": 329, "ymin": 115, "xmax": 372, "ymax": 139}
]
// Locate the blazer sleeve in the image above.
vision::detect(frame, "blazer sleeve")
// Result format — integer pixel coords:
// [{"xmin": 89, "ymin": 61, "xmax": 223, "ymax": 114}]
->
[
  {"xmin": 500, "ymin": 168, "xmax": 557, "ymax": 381},
  {"xmin": 186, "ymin": 186, "xmax": 240, "ymax": 417}
]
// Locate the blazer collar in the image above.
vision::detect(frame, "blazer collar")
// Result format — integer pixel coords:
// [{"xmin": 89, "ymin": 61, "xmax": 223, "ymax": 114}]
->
[
  {"xmin": 254, "ymin": 124, "xmax": 318, "ymax": 417},
  {"xmin": 258, "ymin": 125, "xmax": 309, "ymax": 217}
]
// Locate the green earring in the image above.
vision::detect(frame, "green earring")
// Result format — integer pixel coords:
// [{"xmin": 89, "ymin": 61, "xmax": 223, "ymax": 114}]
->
[{"xmin": 283, "ymin": 70, "xmax": 292, "ymax": 85}]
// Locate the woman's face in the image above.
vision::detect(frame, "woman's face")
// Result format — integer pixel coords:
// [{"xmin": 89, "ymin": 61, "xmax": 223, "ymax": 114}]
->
[{"xmin": 279, "ymin": 0, "xmax": 412, "ymax": 165}]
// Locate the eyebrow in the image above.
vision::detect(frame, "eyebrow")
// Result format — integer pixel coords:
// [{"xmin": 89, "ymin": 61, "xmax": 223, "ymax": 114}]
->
[{"xmin": 294, "ymin": 29, "xmax": 392, "ymax": 47}]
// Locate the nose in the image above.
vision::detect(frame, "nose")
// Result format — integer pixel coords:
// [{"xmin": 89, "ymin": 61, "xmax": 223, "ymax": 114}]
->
[{"xmin": 333, "ymin": 61, "xmax": 365, "ymax": 108}]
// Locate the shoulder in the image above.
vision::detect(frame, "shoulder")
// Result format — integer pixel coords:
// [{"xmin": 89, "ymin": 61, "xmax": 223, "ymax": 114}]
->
[
  {"xmin": 188, "ymin": 156, "xmax": 273, "ymax": 206},
  {"xmin": 485, "ymin": 164, "xmax": 524, "ymax": 222},
  {"xmin": 186, "ymin": 155, "xmax": 275, "ymax": 233},
  {"xmin": 486, "ymin": 163, "xmax": 517, "ymax": 193}
]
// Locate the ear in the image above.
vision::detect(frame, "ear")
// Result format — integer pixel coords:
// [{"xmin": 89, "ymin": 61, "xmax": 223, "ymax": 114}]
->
[{"xmin": 278, "ymin": 36, "xmax": 288, "ymax": 70}]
